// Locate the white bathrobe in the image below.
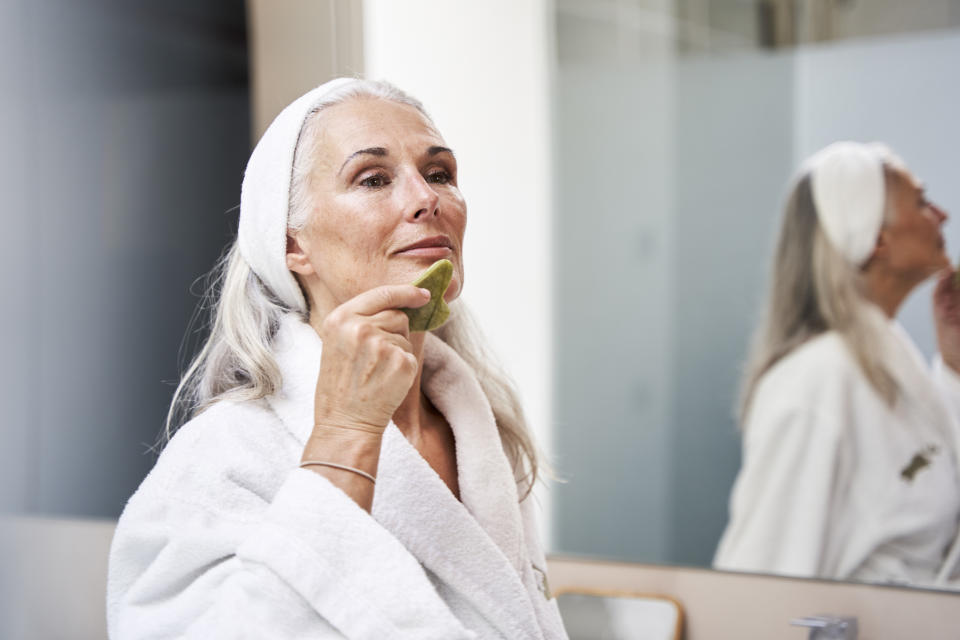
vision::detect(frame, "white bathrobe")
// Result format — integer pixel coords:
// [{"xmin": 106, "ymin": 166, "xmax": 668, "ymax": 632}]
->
[
  {"xmin": 714, "ymin": 312, "xmax": 960, "ymax": 587},
  {"xmin": 107, "ymin": 314, "xmax": 568, "ymax": 639}
]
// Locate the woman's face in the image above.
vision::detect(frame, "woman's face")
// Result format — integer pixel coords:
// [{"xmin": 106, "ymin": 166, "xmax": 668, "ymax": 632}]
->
[
  {"xmin": 879, "ymin": 166, "xmax": 950, "ymax": 282},
  {"xmin": 287, "ymin": 97, "xmax": 466, "ymax": 318}
]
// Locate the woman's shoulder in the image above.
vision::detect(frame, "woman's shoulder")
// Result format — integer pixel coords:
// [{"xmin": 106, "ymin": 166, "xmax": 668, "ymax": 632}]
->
[
  {"xmin": 750, "ymin": 332, "xmax": 868, "ymax": 422},
  {"xmin": 132, "ymin": 398, "xmax": 300, "ymax": 513},
  {"xmin": 763, "ymin": 332, "xmax": 862, "ymax": 390},
  {"xmin": 164, "ymin": 398, "xmax": 287, "ymax": 462}
]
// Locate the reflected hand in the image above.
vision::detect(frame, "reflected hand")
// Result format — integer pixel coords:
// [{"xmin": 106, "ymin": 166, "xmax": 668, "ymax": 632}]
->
[
  {"xmin": 312, "ymin": 285, "xmax": 431, "ymax": 433},
  {"xmin": 933, "ymin": 268, "xmax": 960, "ymax": 374}
]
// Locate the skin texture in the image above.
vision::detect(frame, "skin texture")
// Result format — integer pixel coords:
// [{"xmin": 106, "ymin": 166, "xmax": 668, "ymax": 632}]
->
[
  {"xmin": 285, "ymin": 97, "xmax": 466, "ymax": 509},
  {"xmin": 862, "ymin": 165, "xmax": 960, "ymax": 372}
]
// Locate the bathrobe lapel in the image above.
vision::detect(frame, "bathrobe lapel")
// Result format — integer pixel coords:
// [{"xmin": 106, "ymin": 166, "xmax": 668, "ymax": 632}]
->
[
  {"xmin": 885, "ymin": 319, "xmax": 957, "ymax": 444},
  {"xmin": 266, "ymin": 315, "xmax": 542, "ymax": 639},
  {"xmin": 264, "ymin": 317, "xmax": 470, "ymax": 638},
  {"xmin": 372, "ymin": 334, "xmax": 543, "ymax": 640},
  {"xmin": 882, "ymin": 316, "xmax": 960, "ymax": 583}
]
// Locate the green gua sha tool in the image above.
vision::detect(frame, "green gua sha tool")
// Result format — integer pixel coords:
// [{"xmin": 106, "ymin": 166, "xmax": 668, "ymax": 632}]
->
[{"xmin": 403, "ymin": 259, "xmax": 453, "ymax": 332}]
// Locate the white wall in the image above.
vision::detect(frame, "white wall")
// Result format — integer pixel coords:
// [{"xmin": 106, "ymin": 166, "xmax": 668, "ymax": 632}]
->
[{"xmin": 363, "ymin": 0, "xmax": 556, "ymax": 544}]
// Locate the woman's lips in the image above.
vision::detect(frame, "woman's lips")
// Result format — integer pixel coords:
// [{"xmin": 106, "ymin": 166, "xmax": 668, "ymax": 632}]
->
[
  {"xmin": 397, "ymin": 246, "xmax": 454, "ymax": 259},
  {"xmin": 394, "ymin": 236, "xmax": 454, "ymax": 259}
]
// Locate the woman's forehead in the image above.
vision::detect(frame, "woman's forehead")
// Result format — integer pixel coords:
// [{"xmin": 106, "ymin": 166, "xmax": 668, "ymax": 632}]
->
[
  {"xmin": 315, "ymin": 98, "xmax": 444, "ymax": 157},
  {"xmin": 888, "ymin": 165, "xmax": 923, "ymax": 194}
]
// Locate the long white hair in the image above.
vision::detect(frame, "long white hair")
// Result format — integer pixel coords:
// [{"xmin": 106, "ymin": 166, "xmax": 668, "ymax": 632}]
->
[
  {"xmin": 739, "ymin": 169, "xmax": 899, "ymax": 424},
  {"xmin": 165, "ymin": 79, "xmax": 542, "ymax": 495}
]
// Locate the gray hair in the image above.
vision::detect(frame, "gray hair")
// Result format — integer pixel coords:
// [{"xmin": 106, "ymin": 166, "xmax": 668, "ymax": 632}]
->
[
  {"xmin": 165, "ymin": 79, "xmax": 542, "ymax": 495},
  {"xmin": 738, "ymin": 170, "xmax": 898, "ymax": 424}
]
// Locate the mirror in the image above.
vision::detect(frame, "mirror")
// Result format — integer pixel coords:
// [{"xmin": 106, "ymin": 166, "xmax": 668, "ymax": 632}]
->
[{"xmin": 551, "ymin": 0, "xmax": 960, "ymax": 590}]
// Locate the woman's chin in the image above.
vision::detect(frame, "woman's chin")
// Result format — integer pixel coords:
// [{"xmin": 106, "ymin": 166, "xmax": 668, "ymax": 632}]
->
[
  {"xmin": 443, "ymin": 277, "xmax": 462, "ymax": 303},
  {"xmin": 437, "ymin": 267, "xmax": 462, "ymax": 302}
]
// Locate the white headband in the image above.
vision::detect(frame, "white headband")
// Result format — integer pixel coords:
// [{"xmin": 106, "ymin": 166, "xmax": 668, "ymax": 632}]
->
[
  {"xmin": 804, "ymin": 141, "xmax": 889, "ymax": 266},
  {"xmin": 237, "ymin": 77, "xmax": 357, "ymax": 312}
]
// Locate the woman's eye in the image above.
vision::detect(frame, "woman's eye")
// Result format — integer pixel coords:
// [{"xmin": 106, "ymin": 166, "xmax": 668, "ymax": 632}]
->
[
  {"xmin": 426, "ymin": 170, "xmax": 452, "ymax": 184},
  {"xmin": 359, "ymin": 173, "xmax": 389, "ymax": 188}
]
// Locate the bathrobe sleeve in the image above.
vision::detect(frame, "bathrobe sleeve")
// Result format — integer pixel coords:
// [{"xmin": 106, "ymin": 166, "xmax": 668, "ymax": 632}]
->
[
  {"xmin": 107, "ymin": 410, "xmax": 473, "ymax": 640},
  {"xmin": 714, "ymin": 403, "xmax": 853, "ymax": 578}
]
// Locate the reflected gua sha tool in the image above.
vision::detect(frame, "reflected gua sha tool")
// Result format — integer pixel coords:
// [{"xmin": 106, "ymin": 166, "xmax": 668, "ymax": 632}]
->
[{"xmin": 403, "ymin": 259, "xmax": 453, "ymax": 332}]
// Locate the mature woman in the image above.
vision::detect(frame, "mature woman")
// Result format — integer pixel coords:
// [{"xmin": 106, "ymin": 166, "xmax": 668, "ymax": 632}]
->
[
  {"xmin": 714, "ymin": 141, "xmax": 960, "ymax": 586},
  {"xmin": 107, "ymin": 78, "xmax": 567, "ymax": 639}
]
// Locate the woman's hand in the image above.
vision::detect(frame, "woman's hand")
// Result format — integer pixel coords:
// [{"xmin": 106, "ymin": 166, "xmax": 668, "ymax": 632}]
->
[
  {"xmin": 934, "ymin": 268, "xmax": 960, "ymax": 374},
  {"xmin": 313, "ymin": 284, "xmax": 431, "ymax": 432}
]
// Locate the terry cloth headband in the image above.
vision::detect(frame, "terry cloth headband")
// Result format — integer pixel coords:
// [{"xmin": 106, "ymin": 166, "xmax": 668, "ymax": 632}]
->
[
  {"xmin": 805, "ymin": 141, "xmax": 890, "ymax": 266},
  {"xmin": 238, "ymin": 77, "xmax": 357, "ymax": 312}
]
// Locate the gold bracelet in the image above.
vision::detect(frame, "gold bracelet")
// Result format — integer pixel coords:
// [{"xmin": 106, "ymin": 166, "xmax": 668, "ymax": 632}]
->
[{"xmin": 300, "ymin": 460, "xmax": 376, "ymax": 484}]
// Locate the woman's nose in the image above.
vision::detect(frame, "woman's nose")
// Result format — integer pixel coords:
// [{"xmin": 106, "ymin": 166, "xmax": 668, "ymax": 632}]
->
[
  {"xmin": 402, "ymin": 172, "xmax": 440, "ymax": 222},
  {"xmin": 933, "ymin": 203, "xmax": 949, "ymax": 224}
]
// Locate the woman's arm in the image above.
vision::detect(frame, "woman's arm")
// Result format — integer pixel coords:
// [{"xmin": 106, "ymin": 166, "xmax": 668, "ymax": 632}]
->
[
  {"xmin": 301, "ymin": 284, "xmax": 430, "ymax": 511},
  {"xmin": 714, "ymin": 402, "xmax": 850, "ymax": 578}
]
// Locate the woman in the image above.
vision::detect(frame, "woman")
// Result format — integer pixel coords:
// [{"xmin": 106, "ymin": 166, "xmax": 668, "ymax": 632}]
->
[
  {"xmin": 107, "ymin": 78, "xmax": 568, "ymax": 639},
  {"xmin": 714, "ymin": 141, "xmax": 960, "ymax": 586}
]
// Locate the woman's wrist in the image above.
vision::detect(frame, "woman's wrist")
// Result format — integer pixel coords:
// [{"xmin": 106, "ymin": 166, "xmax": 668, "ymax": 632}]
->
[
  {"xmin": 301, "ymin": 423, "xmax": 383, "ymax": 466},
  {"xmin": 300, "ymin": 425, "xmax": 383, "ymax": 509}
]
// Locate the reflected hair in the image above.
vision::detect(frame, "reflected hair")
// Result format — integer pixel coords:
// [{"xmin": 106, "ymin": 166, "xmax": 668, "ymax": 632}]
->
[
  {"xmin": 738, "ymin": 171, "xmax": 899, "ymax": 424},
  {"xmin": 164, "ymin": 79, "xmax": 541, "ymax": 496}
]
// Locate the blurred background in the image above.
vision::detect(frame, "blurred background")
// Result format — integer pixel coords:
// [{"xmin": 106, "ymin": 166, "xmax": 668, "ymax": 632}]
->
[
  {"xmin": 0, "ymin": 0, "xmax": 251, "ymax": 518},
  {"xmin": 3, "ymin": 1, "xmax": 960, "ymax": 636}
]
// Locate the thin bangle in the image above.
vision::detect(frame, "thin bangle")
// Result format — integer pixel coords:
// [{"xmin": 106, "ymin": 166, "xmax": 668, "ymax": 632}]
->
[{"xmin": 300, "ymin": 460, "xmax": 376, "ymax": 484}]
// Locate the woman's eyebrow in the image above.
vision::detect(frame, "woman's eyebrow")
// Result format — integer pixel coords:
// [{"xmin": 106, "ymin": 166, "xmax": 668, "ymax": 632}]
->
[
  {"xmin": 428, "ymin": 145, "xmax": 454, "ymax": 158},
  {"xmin": 338, "ymin": 147, "xmax": 388, "ymax": 175}
]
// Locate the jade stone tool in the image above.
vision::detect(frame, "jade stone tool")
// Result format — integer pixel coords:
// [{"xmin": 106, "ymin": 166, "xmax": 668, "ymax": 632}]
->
[{"xmin": 403, "ymin": 259, "xmax": 453, "ymax": 332}]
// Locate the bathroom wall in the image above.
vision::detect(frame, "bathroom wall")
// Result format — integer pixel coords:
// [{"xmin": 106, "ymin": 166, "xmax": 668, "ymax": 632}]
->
[{"xmin": 0, "ymin": 0, "xmax": 250, "ymax": 518}]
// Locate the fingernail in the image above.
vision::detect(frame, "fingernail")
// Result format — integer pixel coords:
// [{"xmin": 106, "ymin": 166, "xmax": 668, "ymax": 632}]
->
[{"xmin": 419, "ymin": 287, "xmax": 432, "ymax": 297}]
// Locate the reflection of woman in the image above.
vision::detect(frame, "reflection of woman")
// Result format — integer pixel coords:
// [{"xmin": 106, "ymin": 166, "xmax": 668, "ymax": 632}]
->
[
  {"xmin": 107, "ymin": 79, "xmax": 567, "ymax": 638},
  {"xmin": 715, "ymin": 142, "xmax": 960, "ymax": 586}
]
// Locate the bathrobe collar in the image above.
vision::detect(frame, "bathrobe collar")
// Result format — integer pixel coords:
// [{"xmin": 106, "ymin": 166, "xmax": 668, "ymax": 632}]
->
[
  {"xmin": 870, "ymin": 306, "xmax": 960, "ymax": 582},
  {"xmin": 869, "ymin": 305, "xmax": 957, "ymax": 444},
  {"xmin": 266, "ymin": 313, "xmax": 541, "ymax": 639}
]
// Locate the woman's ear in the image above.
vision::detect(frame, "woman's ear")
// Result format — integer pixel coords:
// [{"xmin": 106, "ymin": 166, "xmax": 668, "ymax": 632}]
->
[
  {"xmin": 286, "ymin": 234, "xmax": 314, "ymax": 275},
  {"xmin": 869, "ymin": 229, "xmax": 890, "ymax": 263}
]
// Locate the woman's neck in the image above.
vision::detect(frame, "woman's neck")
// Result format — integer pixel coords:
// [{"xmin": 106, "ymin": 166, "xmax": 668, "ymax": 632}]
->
[
  {"xmin": 862, "ymin": 267, "xmax": 912, "ymax": 318},
  {"xmin": 392, "ymin": 331, "xmax": 429, "ymax": 442}
]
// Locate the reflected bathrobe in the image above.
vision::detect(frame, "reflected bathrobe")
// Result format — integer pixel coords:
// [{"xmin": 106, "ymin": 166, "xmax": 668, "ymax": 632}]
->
[
  {"xmin": 714, "ymin": 313, "xmax": 960, "ymax": 586},
  {"xmin": 107, "ymin": 314, "xmax": 567, "ymax": 639}
]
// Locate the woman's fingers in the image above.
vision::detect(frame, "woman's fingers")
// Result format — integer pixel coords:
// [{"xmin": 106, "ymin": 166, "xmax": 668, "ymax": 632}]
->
[
  {"xmin": 322, "ymin": 285, "xmax": 429, "ymax": 343},
  {"xmin": 347, "ymin": 284, "xmax": 431, "ymax": 317},
  {"xmin": 312, "ymin": 285, "xmax": 429, "ymax": 432},
  {"xmin": 935, "ymin": 269, "xmax": 959, "ymax": 307},
  {"xmin": 367, "ymin": 309, "xmax": 414, "ymax": 340}
]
